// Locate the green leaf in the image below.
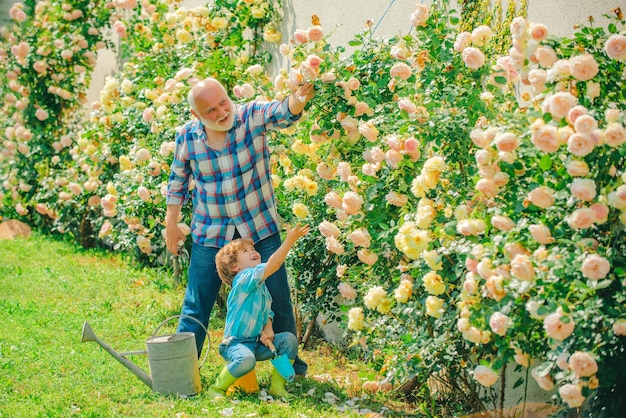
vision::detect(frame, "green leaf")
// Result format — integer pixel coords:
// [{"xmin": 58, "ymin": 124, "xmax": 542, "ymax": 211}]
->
[{"xmin": 538, "ymin": 154, "xmax": 552, "ymax": 171}]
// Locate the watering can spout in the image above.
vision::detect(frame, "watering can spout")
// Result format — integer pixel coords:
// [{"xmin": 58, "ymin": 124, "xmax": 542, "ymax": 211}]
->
[{"xmin": 81, "ymin": 321, "xmax": 153, "ymax": 389}]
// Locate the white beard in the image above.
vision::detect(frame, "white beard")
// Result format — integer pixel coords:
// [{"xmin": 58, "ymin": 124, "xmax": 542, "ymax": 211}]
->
[{"xmin": 200, "ymin": 101, "xmax": 236, "ymax": 132}]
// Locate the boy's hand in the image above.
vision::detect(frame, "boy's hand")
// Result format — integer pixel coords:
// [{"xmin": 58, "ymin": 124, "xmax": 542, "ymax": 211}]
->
[
  {"xmin": 286, "ymin": 223, "xmax": 310, "ymax": 241},
  {"xmin": 260, "ymin": 321, "xmax": 275, "ymax": 347}
]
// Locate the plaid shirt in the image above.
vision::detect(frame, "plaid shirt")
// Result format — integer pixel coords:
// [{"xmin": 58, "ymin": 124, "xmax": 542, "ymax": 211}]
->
[
  {"xmin": 166, "ymin": 98, "xmax": 300, "ymax": 248},
  {"xmin": 223, "ymin": 264, "xmax": 274, "ymax": 339}
]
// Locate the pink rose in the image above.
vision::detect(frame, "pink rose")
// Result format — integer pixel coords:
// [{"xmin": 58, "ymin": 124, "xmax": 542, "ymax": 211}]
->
[
  {"xmin": 113, "ymin": 21, "xmax": 127, "ymax": 38},
  {"xmin": 494, "ymin": 132, "xmax": 519, "ymax": 152},
  {"xmin": 531, "ymin": 125, "xmax": 560, "ymax": 153},
  {"xmin": 359, "ymin": 122, "xmax": 378, "ymax": 142},
  {"xmin": 567, "ymin": 105, "xmax": 588, "ymax": 125},
  {"xmin": 581, "ymin": 254, "xmax": 610, "ymax": 281},
  {"xmin": 603, "ymin": 123, "xmax": 626, "ymax": 147},
  {"xmin": 528, "ymin": 68, "xmax": 547, "ymax": 91},
  {"xmin": 337, "ymin": 162, "xmax": 352, "ymax": 182},
  {"xmin": 342, "ymin": 191, "xmax": 363, "ymax": 215},
  {"xmin": 574, "ymin": 114, "xmax": 598, "ymax": 134},
  {"xmin": 547, "ymin": 92, "xmax": 577, "ymax": 120},
  {"xmin": 567, "ymin": 207, "xmax": 596, "ymax": 229},
  {"xmin": 306, "ymin": 54, "xmax": 322, "ymax": 69},
  {"xmin": 390, "ymin": 62, "xmax": 412, "ymax": 80},
  {"xmin": 491, "ymin": 215, "xmax": 515, "ymax": 232},
  {"xmin": 569, "ymin": 54, "xmax": 599, "ymax": 81},
  {"xmin": 529, "ymin": 224, "xmax": 554, "ymax": 245},
  {"xmin": 142, "ymin": 107, "xmax": 154, "ymax": 122},
  {"xmin": 293, "ymin": 29, "xmax": 308, "ymax": 44},
  {"xmin": 307, "ymin": 26, "xmax": 324, "ymax": 42},
  {"xmin": 318, "ymin": 220, "xmax": 341, "ymax": 238},
  {"xmin": 528, "ymin": 23, "xmax": 548, "ymax": 41},
  {"xmin": 346, "ymin": 77, "xmax": 361, "ymax": 91},
  {"xmin": 568, "ymin": 351, "xmax": 598, "ymax": 377},
  {"xmin": 325, "ymin": 236, "xmax": 345, "ymax": 255},
  {"xmin": 511, "ymin": 254, "xmax": 535, "ymax": 281},
  {"xmin": 544, "ymin": 311, "xmax": 575, "ymax": 341},
  {"xmin": 324, "ymin": 191, "xmax": 343, "ymax": 209},
  {"xmin": 357, "ymin": 249, "xmax": 378, "ymax": 266},
  {"xmin": 535, "ymin": 46, "xmax": 558, "ymax": 68},
  {"xmin": 505, "ymin": 243, "xmax": 528, "ymax": 259},
  {"xmin": 349, "ymin": 228, "xmax": 372, "ymax": 248},
  {"xmin": 316, "ymin": 162, "xmax": 336, "ymax": 181},
  {"xmin": 385, "ymin": 191, "xmax": 408, "ymax": 207},
  {"xmin": 509, "ymin": 17, "xmax": 527, "ymax": 40},
  {"xmin": 570, "ymin": 178, "xmax": 596, "ymax": 201},
  {"xmin": 35, "ymin": 109, "xmax": 49, "ymax": 121},
  {"xmin": 337, "ymin": 282, "xmax": 357, "ymax": 300},
  {"xmin": 613, "ymin": 320, "xmax": 626, "ymax": 336},
  {"xmin": 398, "ymin": 98, "xmax": 417, "ymax": 114},
  {"xmin": 567, "ymin": 132, "xmax": 595, "ymax": 157},
  {"xmin": 604, "ymin": 34, "xmax": 626, "ymax": 61},
  {"xmin": 558, "ymin": 384, "xmax": 585, "ymax": 408},
  {"xmin": 462, "ymin": 47, "xmax": 485, "ymax": 70},
  {"xmin": 410, "ymin": 4, "xmax": 429, "ymax": 27},
  {"xmin": 531, "ymin": 368, "xmax": 554, "ymax": 391},
  {"xmin": 589, "ymin": 203, "xmax": 609, "ymax": 224},
  {"xmin": 471, "ymin": 25, "xmax": 493, "ymax": 46},
  {"xmin": 476, "ymin": 178, "xmax": 498, "ymax": 198},
  {"xmin": 385, "ymin": 149, "xmax": 402, "ymax": 168},
  {"xmin": 473, "ymin": 365, "xmax": 499, "ymax": 387},
  {"xmin": 457, "ymin": 219, "xmax": 486, "ymax": 236},
  {"xmin": 528, "ymin": 186, "xmax": 555, "ymax": 209},
  {"xmin": 454, "ymin": 31, "xmax": 471, "ymax": 52},
  {"xmin": 489, "ymin": 312, "xmax": 511, "ymax": 336},
  {"xmin": 566, "ymin": 160, "xmax": 590, "ymax": 177}
]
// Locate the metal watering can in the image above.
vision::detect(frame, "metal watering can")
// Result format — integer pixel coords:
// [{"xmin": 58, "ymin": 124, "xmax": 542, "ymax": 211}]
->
[{"xmin": 81, "ymin": 315, "xmax": 209, "ymax": 397}]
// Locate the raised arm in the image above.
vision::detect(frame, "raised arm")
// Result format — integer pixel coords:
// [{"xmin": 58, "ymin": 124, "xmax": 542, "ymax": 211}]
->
[
  {"xmin": 262, "ymin": 224, "xmax": 310, "ymax": 280},
  {"xmin": 288, "ymin": 82, "xmax": 315, "ymax": 116}
]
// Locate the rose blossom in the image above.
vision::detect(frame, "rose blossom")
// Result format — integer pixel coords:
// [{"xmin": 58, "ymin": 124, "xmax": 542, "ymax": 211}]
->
[
  {"xmin": 547, "ymin": 92, "xmax": 577, "ymax": 120},
  {"xmin": 324, "ymin": 191, "xmax": 343, "ymax": 209},
  {"xmin": 544, "ymin": 310, "xmax": 575, "ymax": 341},
  {"xmin": 398, "ymin": 98, "xmax": 417, "ymax": 114},
  {"xmin": 568, "ymin": 351, "xmax": 598, "ymax": 377},
  {"xmin": 531, "ymin": 125, "xmax": 560, "ymax": 153},
  {"xmin": 307, "ymin": 26, "xmax": 324, "ymax": 42},
  {"xmin": 528, "ymin": 186, "xmax": 555, "ymax": 209},
  {"xmin": 473, "ymin": 365, "xmax": 498, "ymax": 387},
  {"xmin": 566, "ymin": 160, "xmax": 590, "ymax": 177},
  {"xmin": 603, "ymin": 123, "xmax": 626, "ymax": 147},
  {"xmin": 471, "ymin": 25, "xmax": 493, "ymax": 46},
  {"xmin": 581, "ymin": 254, "xmax": 610, "ymax": 281},
  {"xmin": 529, "ymin": 23, "xmax": 548, "ymax": 41},
  {"xmin": 342, "ymin": 191, "xmax": 363, "ymax": 215},
  {"xmin": 559, "ymin": 384, "xmax": 585, "ymax": 408},
  {"xmin": 590, "ymin": 203, "xmax": 609, "ymax": 224},
  {"xmin": 489, "ymin": 312, "xmax": 512, "ymax": 336},
  {"xmin": 390, "ymin": 62, "xmax": 412, "ymax": 80},
  {"xmin": 570, "ymin": 178, "xmax": 597, "ymax": 202},
  {"xmin": 410, "ymin": 4, "xmax": 429, "ymax": 27},
  {"xmin": 347, "ymin": 307, "xmax": 364, "ymax": 331},
  {"xmin": 318, "ymin": 220, "xmax": 341, "ymax": 238},
  {"xmin": 535, "ymin": 45, "xmax": 558, "ymax": 68},
  {"xmin": 604, "ymin": 34, "xmax": 626, "ymax": 61},
  {"xmin": 529, "ymin": 224, "xmax": 554, "ymax": 245},
  {"xmin": 567, "ymin": 207, "xmax": 596, "ymax": 229},
  {"xmin": 325, "ymin": 236, "xmax": 345, "ymax": 255},
  {"xmin": 511, "ymin": 254, "xmax": 535, "ymax": 281},
  {"xmin": 531, "ymin": 368, "xmax": 555, "ymax": 391},
  {"xmin": 574, "ymin": 114, "xmax": 598, "ymax": 134},
  {"xmin": 476, "ymin": 178, "xmax": 498, "ymax": 198},
  {"xmin": 293, "ymin": 29, "xmax": 308, "ymax": 44},
  {"xmin": 567, "ymin": 105, "xmax": 588, "ymax": 125},
  {"xmin": 462, "ymin": 47, "xmax": 485, "ymax": 70},
  {"xmin": 494, "ymin": 132, "xmax": 519, "ymax": 152},
  {"xmin": 491, "ymin": 215, "xmax": 516, "ymax": 232},
  {"xmin": 348, "ymin": 228, "xmax": 371, "ymax": 248},
  {"xmin": 569, "ymin": 54, "xmax": 599, "ymax": 81},
  {"xmin": 454, "ymin": 31, "xmax": 471, "ymax": 52},
  {"xmin": 613, "ymin": 319, "xmax": 626, "ymax": 336},
  {"xmin": 567, "ymin": 132, "xmax": 595, "ymax": 157},
  {"xmin": 358, "ymin": 249, "xmax": 378, "ymax": 266},
  {"xmin": 338, "ymin": 282, "xmax": 357, "ymax": 300}
]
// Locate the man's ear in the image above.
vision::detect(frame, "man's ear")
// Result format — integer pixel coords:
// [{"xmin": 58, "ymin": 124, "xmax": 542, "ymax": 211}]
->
[{"xmin": 190, "ymin": 109, "xmax": 199, "ymax": 120}]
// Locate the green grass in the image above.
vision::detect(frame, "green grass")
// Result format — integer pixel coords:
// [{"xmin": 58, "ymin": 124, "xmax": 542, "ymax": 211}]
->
[{"xmin": 0, "ymin": 233, "xmax": 416, "ymax": 417}]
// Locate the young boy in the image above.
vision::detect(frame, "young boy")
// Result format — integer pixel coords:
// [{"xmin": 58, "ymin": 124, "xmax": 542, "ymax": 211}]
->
[{"xmin": 209, "ymin": 224, "xmax": 310, "ymax": 400}]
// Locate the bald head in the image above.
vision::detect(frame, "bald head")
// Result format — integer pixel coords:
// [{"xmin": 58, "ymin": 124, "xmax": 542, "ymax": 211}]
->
[{"xmin": 187, "ymin": 78, "xmax": 228, "ymax": 113}]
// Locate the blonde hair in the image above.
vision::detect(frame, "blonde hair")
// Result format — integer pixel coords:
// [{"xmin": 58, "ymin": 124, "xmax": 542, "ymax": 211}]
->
[{"xmin": 215, "ymin": 238, "xmax": 255, "ymax": 286}]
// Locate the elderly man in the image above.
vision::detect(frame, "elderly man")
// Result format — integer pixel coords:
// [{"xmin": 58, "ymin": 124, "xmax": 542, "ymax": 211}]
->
[{"xmin": 165, "ymin": 77, "xmax": 314, "ymax": 377}]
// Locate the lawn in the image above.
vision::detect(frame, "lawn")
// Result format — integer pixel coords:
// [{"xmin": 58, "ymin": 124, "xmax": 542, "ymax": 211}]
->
[{"xmin": 0, "ymin": 233, "xmax": 417, "ymax": 417}]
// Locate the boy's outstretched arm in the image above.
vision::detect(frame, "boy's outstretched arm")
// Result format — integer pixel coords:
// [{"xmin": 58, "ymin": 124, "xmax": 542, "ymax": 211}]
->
[{"xmin": 262, "ymin": 224, "xmax": 310, "ymax": 280}]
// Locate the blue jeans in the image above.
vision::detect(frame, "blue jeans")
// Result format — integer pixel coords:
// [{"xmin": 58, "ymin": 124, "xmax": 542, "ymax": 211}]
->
[
  {"xmin": 218, "ymin": 332, "xmax": 297, "ymax": 378},
  {"xmin": 177, "ymin": 232, "xmax": 308, "ymax": 375}
]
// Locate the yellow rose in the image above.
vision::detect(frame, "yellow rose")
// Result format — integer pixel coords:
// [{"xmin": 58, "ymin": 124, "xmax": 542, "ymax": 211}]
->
[{"xmin": 292, "ymin": 202, "xmax": 309, "ymax": 219}]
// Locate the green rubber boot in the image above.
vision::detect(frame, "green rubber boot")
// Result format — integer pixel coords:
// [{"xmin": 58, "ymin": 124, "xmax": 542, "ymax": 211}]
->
[
  {"xmin": 207, "ymin": 366, "xmax": 238, "ymax": 400},
  {"xmin": 268, "ymin": 365, "xmax": 291, "ymax": 399}
]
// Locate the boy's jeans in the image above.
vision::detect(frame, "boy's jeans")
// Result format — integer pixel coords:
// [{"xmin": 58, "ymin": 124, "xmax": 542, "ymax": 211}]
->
[{"xmin": 218, "ymin": 332, "xmax": 298, "ymax": 377}]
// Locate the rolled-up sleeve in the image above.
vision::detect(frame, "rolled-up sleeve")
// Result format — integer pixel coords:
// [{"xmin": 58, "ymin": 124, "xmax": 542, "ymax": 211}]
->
[{"xmin": 166, "ymin": 129, "xmax": 191, "ymax": 206}]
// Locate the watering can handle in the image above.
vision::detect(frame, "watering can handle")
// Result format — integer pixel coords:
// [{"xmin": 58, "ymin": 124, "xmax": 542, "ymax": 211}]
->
[{"xmin": 152, "ymin": 315, "xmax": 210, "ymax": 369}]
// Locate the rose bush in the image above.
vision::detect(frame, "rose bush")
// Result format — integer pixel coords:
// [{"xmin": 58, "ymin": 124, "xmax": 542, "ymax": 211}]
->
[{"xmin": 1, "ymin": 0, "xmax": 625, "ymax": 415}]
